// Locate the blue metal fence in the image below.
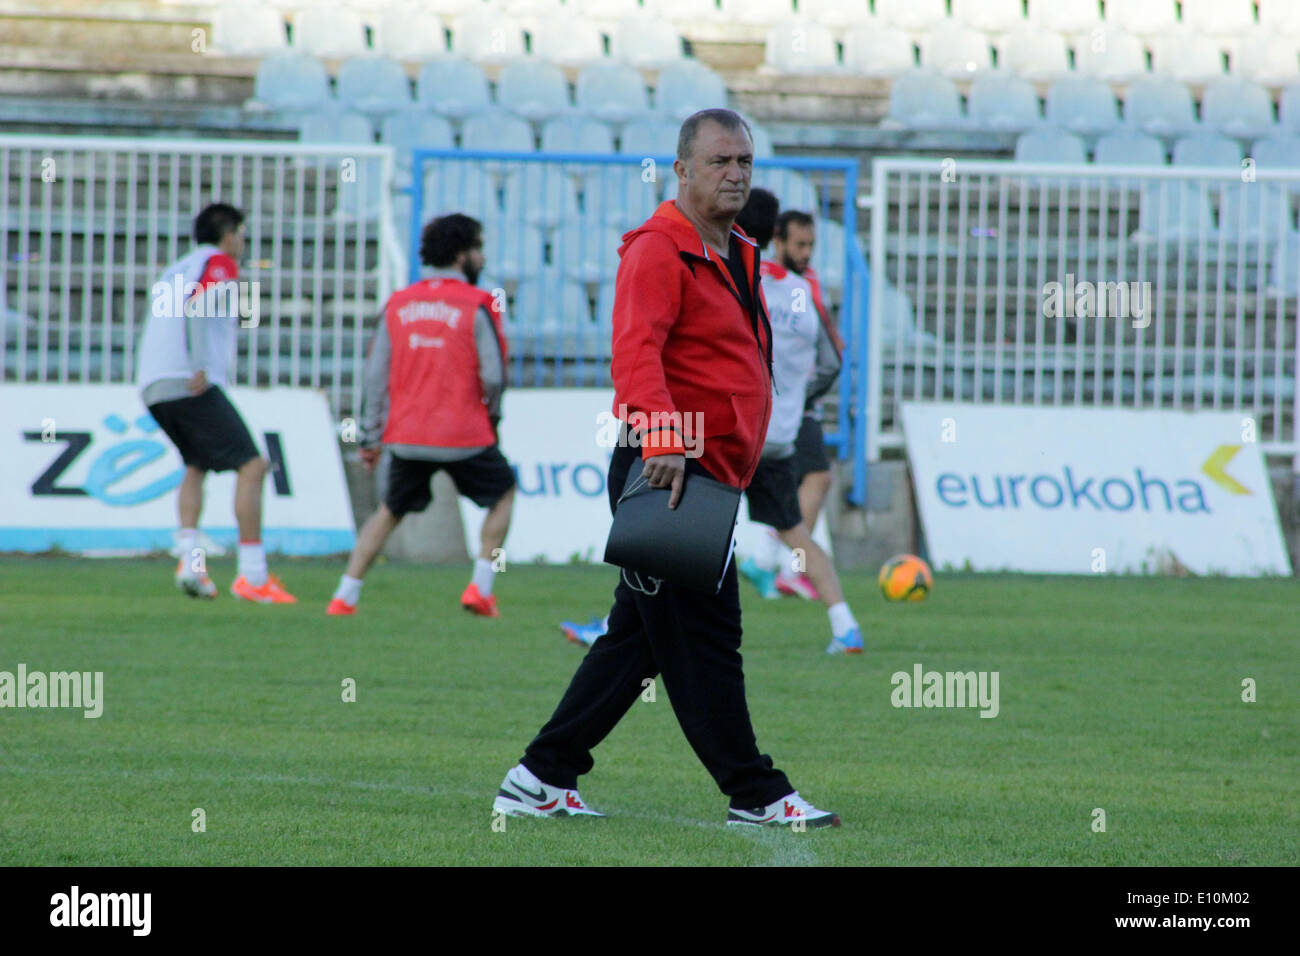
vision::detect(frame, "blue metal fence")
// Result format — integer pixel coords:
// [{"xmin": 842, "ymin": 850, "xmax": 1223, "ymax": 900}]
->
[{"xmin": 407, "ymin": 149, "xmax": 868, "ymax": 504}]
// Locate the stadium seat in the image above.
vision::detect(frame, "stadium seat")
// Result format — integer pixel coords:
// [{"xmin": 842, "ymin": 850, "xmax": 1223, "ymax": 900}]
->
[
  {"xmin": 299, "ymin": 108, "xmax": 381, "ymax": 220},
  {"xmin": 213, "ymin": 4, "xmax": 286, "ymax": 55},
  {"xmin": 968, "ymin": 73, "xmax": 1042, "ymax": 132},
  {"xmin": 875, "ymin": 0, "xmax": 946, "ymax": 36},
  {"xmin": 1093, "ymin": 129, "xmax": 1167, "ymax": 165},
  {"xmin": 719, "ymin": 0, "xmax": 797, "ymax": 28},
  {"xmin": 496, "ymin": 61, "xmax": 572, "ymax": 122},
  {"xmin": 881, "ymin": 71, "xmax": 965, "ymax": 130},
  {"xmin": 495, "ymin": 0, "xmax": 566, "ymax": 24},
  {"xmin": 1075, "ymin": 28, "xmax": 1148, "ymax": 83},
  {"xmin": 1232, "ymin": 32, "xmax": 1300, "ymax": 88},
  {"xmin": 461, "ymin": 112, "xmax": 536, "ymax": 175},
  {"xmin": 1134, "ymin": 182, "xmax": 1218, "ymax": 244},
  {"xmin": 502, "ymin": 166, "xmax": 582, "ymax": 229},
  {"xmin": 293, "ymin": 7, "xmax": 368, "ymax": 58},
  {"xmin": 1280, "ymin": 83, "xmax": 1300, "ymax": 133},
  {"xmin": 1219, "ymin": 183, "xmax": 1292, "ymax": 245},
  {"xmin": 374, "ymin": 8, "xmax": 447, "ymax": 60},
  {"xmin": 1122, "ymin": 76, "xmax": 1197, "ymax": 136},
  {"xmin": 541, "ymin": 116, "xmax": 616, "ymax": 156},
  {"xmin": 514, "ymin": 273, "xmax": 593, "ymax": 333},
  {"xmin": 951, "ymin": 0, "xmax": 1024, "ymax": 35},
  {"xmin": 1181, "ymin": 0, "xmax": 1256, "ymax": 41},
  {"xmin": 417, "ymin": 59, "xmax": 490, "ymax": 119},
  {"xmin": 482, "ymin": 223, "xmax": 546, "ymax": 281},
  {"xmin": 1151, "ymin": 30, "xmax": 1226, "ymax": 85},
  {"xmin": 1250, "ymin": 135, "xmax": 1300, "ymax": 170},
  {"xmin": 1200, "ymin": 79, "xmax": 1275, "ymax": 140},
  {"xmin": 422, "ymin": 163, "xmax": 500, "ymax": 224},
  {"xmin": 764, "ymin": 21, "xmax": 840, "ymax": 73},
  {"xmin": 450, "ymin": 9, "xmax": 526, "ymax": 61},
  {"xmin": 336, "ymin": 58, "xmax": 412, "ymax": 115},
  {"xmin": 619, "ymin": 117, "xmax": 679, "ymax": 157},
  {"xmin": 842, "ymin": 24, "xmax": 916, "ymax": 77},
  {"xmin": 1171, "ymin": 133, "xmax": 1243, "ymax": 170},
  {"xmin": 1015, "ymin": 128, "xmax": 1086, "ymax": 163},
  {"xmin": 920, "ymin": 23, "xmax": 994, "ymax": 79},
  {"xmin": 1107, "ymin": 0, "xmax": 1178, "ymax": 38},
  {"xmin": 654, "ymin": 62, "xmax": 729, "ymax": 121},
  {"xmin": 640, "ymin": 0, "xmax": 719, "ymax": 25},
  {"xmin": 1026, "ymin": 0, "xmax": 1101, "ymax": 37},
  {"xmin": 1258, "ymin": 0, "xmax": 1300, "ymax": 36},
  {"xmin": 1265, "ymin": 231, "xmax": 1300, "ymax": 295},
  {"xmin": 380, "ymin": 110, "xmax": 454, "ymax": 166},
  {"xmin": 298, "ymin": 108, "xmax": 373, "ymax": 144},
  {"xmin": 552, "ymin": 223, "xmax": 624, "ymax": 282},
  {"xmin": 799, "ymin": 0, "xmax": 874, "ymax": 32},
  {"xmin": 752, "ymin": 168, "xmax": 821, "ymax": 216},
  {"xmin": 810, "ymin": 218, "xmax": 845, "ymax": 292},
  {"xmin": 610, "ymin": 16, "xmax": 684, "ymax": 68},
  {"xmin": 531, "ymin": 14, "xmax": 606, "ymax": 66},
  {"xmin": 576, "ymin": 63, "xmax": 650, "ymax": 124},
  {"xmin": 595, "ymin": 281, "xmax": 617, "ymax": 333},
  {"xmin": 252, "ymin": 53, "xmax": 330, "ymax": 111},
  {"xmin": 586, "ymin": 165, "xmax": 661, "ymax": 228},
  {"xmin": 876, "ymin": 283, "xmax": 935, "ymax": 351},
  {"xmin": 1045, "ymin": 76, "xmax": 1120, "ymax": 136},
  {"xmin": 997, "ymin": 27, "xmax": 1071, "ymax": 82}
]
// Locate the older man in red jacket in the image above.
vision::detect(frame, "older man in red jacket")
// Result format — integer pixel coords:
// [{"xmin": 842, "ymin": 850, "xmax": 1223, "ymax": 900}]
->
[{"xmin": 492, "ymin": 109, "xmax": 840, "ymax": 828}]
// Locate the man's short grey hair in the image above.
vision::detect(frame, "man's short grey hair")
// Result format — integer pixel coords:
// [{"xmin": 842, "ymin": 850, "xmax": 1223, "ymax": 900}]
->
[{"xmin": 676, "ymin": 109, "xmax": 754, "ymax": 162}]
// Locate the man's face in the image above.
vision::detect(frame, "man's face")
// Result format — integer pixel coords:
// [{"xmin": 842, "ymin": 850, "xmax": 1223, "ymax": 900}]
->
[
  {"xmin": 673, "ymin": 120, "xmax": 753, "ymax": 221},
  {"xmin": 776, "ymin": 221, "xmax": 815, "ymax": 274},
  {"xmin": 459, "ymin": 242, "xmax": 485, "ymax": 286},
  {"xmin": 221, "ymin": 224, "xmax": 248, "ymax": 264}
]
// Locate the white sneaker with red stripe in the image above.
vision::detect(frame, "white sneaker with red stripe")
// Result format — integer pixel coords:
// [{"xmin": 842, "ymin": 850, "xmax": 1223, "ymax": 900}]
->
[
  {"xmin": 492, "ymin": 764, "xmax": 605, "ymax": 819},
  {"xmin": 726, "ymin": 791, "xmax": 841, "ymax": 828}
]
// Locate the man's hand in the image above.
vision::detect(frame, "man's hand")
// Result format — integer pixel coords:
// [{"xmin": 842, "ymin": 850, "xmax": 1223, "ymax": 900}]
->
[
  {"xmin": 186, "ymin": 369, "xmax": 209, "ymax": 396},
  {"xmin": 643, "ymin": 453, "xmax": 686, "ymax": 509},
  {"xmin": 359, "ymin": 446, "xmax": 381, "ymax": 472}
]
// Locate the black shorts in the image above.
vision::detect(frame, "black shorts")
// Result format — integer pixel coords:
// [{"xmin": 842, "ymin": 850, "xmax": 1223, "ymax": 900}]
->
[
  {"xmin": 383, "ymin": 446, "xmax": 516, "ymax": 517},
  {"xmin": 792, "ymin": 414, "xmax": 831, "ymax": 483},
  {"xmin": 745, "ymin": 454, "xmax": 804, "ymax": 531},
  {"xmin": 148, "ymin": 386, "xmax": 261, "ymax": 473}
]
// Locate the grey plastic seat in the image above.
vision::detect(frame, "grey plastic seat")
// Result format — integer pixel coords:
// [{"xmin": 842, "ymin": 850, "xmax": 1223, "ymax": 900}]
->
[
  {"xmin": 968, "ymin": 72, "xmax": 1041, "ymax": 132},
  {"xmin": 451, "ymin": 9, "xmax": 526, "ymax": 61},
  {"xmin": 1015, "ymin": 128, "xmax": 1086, "ymax": 163},
  {"xmin": 1171, "ymin": 133, "xmax": 1243, "ymax": 170},
  {"xmin": 842, "ymin": 23, "xmax": 916, "ymax": 77},
  {"xmin": 214, "ymin": 3, "xmax": 285, "ymax": 55},
  {"xmin": 1201, "ymin": 78, "xmax": 1275, "ymax": 141},
  {"xmin": 1122, "ymin": 76, "xmax": 1197, "ymax": 136},
  {"xmin": 417, "ymin": 59, "xmax": 490, "ymax": 119},
  {"xmin": 298, "ymin": 109, "xmax": 374, "ymax": 144},
  {"xmin": 1151, "ymin": 30, "xmax": 1226, "ymax": 85},
  {"xmin": 654, "ymin": 62, "xmax": 729, "ymax": 121},
  {"xmin": 611, "ymin": 15, "xmax": 684, "ymax": 68},
  {"xmin": 951, "ymin": 0, "xmax": 1024, "ymax": 35},
  {"xmin": 920, "ymin": 23, "xmax": 993, "ymax": 79},
  {"xmin": 998, "ymin": 27, "xmax": 1070, "ymax": 82},
  {"xmin": 1108, "ymin": 0, "xmax": 1178, "ymax": 37},
  {"xmin": 514, "ymin": 273, "xmax": 594, "ymax": 332},
  {"xmin": 719, "ymin": 0, "xmax": 799, "ymax": 28},
  {"xmin": 531, "ymin": 14, "xmax": 605, "ymax": 66},
  {"xmin": 576, "ymin": 63, "xmax": 650, "ymax": 124},
  {"xmin": 482, "ymin": 223, "xmax": 545, "ymax": 281},
  {"xmin": 1046, "ymin": 76, "xmax": 1120, "ymax": 136},
  {"xmin": 1093, "ymin": 129, "xmax": 1167, "ymax": 166},
  {"xmin": 1250, "ymin": 135, "xmax": 1300, "ymax": 170},
  {"xmin": 462, "ymin": 112, "xmax": 535, "ymax": 176},
  {"xmin": 619, "ymin": 117, "xmax": 679, "ymax": 157},
  {"xmin": 1134, "ymin": 182, "xmax": 1218, "ymax": 244},
  {"xmin": 374, "ymin": 9, "xmax": 447, "ymax": 60},
  {"xmin": 1182, "ymin": 0, "xmax": 1255, "ymax": 39},
  {"xmin": 1219, "ymin": 183, "xmax": 1293, "ymax": 245},
  {"xmin": 876, "ymin": 0, "xmax": 946, "ymax": 35},
  {"xmin": 497, "ymin": 60, "xmax": 572, "ymax": 122},
  {"xmin": 337, "ymin": 58, "xmax": 412, "ymax": 115},
  {"xmin": 541, "ymin": 116, "xmax": 615, "ymax": 155},
  {"xmin": 421, "ymin": 163, "xmax": 500, "ymax": 224},
  {"xmin": 882, "ymin": 71, "xmax": 965, "ymax": 130},
  {"xmin": 586, "ymin": 165, "xmax": 661, "ymax": 228},
  {"xmin": 764, "ymin": 20, "xmax": 840, "ymax": 73},
  {"xmin": 752, "ymin": 168, "xmax": 821, "ymax": 215},
  {"xmin": 1075, "ymin": 28, "xmax": 1147, "ymax": 82},
  {"xmin": 252, "ymin": 53, "xmax": 330, "ymax": 111},
  {"xmin": 800, "ymin": 0, "xmax": 876, "ymax": 31},
  {"xmin": 294, "ymin": 6, "xmax": 368, "ymax": 58},
  {"xmin": 1259, "ymin": 0, "xmax": 1300, "ymax": 35},
  {"xmin": 1234, "ymin": 31, "xmax": 1300, "ymax": 88},
  {"xmin": 553, "ymin": 223, "xmax": 625, "ymax": 282},
  {"xmin": 381, "ymin": 111, "xmax": 455, "ymax": 178},
  {"xmin": 876, "ymin": 283, "xmax": 936, "ymax": 351},
  {"xmin": 502, "ymin": 166, "xmax": 581, "ymax": 229},
  {"xmin": 1027, "ymin": 0, "xmax": 1101, "ymax": 36}
]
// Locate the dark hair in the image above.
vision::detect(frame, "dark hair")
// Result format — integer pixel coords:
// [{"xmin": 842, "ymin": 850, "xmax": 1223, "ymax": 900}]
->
[
  {"xmin": 734, "ymin": 187, "xmax": 780, "ymax": 249},
  {"xmin": 194, "ymin": 203, "xmax": 244, "ymax": 245},
  {"xmin": 774, "ymin": 209, "xmax": 815, "ymax": 240},
  {"xmin": 419, "ymin": 213, "xmax": 483, "ymax": 268},
  {"xmin": 676, "ymin": 108, "xmax": 753, "ymax": 162}
]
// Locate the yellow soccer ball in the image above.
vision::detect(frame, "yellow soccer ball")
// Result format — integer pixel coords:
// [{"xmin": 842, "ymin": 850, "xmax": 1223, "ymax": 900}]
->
[{"xmin": 878, "ymin": 554, "xmax": 933, "ymax": 602}]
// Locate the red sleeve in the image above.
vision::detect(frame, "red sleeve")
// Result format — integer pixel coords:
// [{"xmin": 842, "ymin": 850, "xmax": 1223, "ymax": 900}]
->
[
  {"xmin": 611, "ymin": 233, "xmax": 686, "ymax": 459},
  {"xmin": 485, "ymin": 288, "xmax": 508, "ymax": 369},
  {"xmin": 195, "ymin": 253, "xmax": 238, "ymax": 291}
]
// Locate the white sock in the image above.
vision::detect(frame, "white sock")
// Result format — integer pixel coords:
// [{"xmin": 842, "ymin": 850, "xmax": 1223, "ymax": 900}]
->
[
  {"xmin": 828, "ymin": 601, "xmax": 857, "ymax": 638},
  {"xmin": 238, "ymin": 540, "xmax": 268, "ymax": 587},
  {"xmin": 473, "ymin": 557, "xmax": 495, "ymax": 596},
  {"xmin": 178, "ymin": 528, "xmax": 199, "ymax": 575},
  {"xmin": 334, "ymin": 574, "xmax": 362, "ymax": 606}
]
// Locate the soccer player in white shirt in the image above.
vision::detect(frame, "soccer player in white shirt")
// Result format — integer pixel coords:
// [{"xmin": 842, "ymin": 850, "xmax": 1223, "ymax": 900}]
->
[{"xmin": 136, "ymin": 203, "xmax": 295, "ymax": 604}]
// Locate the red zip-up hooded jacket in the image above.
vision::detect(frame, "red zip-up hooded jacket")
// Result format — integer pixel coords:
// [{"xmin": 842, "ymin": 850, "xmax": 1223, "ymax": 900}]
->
[{"xmin": 611, "ymin": 200, "xmax": 775, "ymax": 489}]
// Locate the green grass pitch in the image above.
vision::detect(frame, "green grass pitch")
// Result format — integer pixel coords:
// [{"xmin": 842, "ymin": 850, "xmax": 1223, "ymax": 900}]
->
[{"xmin": 1, "ymin": 556, "xmax": 1296, "ymax": 866}]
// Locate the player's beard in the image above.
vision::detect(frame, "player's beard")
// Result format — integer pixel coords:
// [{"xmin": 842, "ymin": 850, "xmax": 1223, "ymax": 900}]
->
[
  {"xmin": 463, "ymin": 262, "xmax": 482, "ymax": 286},
  {"xmin": 780, "ymin": 252, "xmax": 803, "ymax": 275}
]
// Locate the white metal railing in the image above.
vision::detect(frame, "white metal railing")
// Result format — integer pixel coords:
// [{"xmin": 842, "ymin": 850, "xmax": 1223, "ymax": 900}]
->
[
  {"xmin": 869, "ymin": 158, "xmax": 1300, "ymax": 469},
  {"xmin": 0, "ymin": 134, "xmax": 400, "ymax": 417}
]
